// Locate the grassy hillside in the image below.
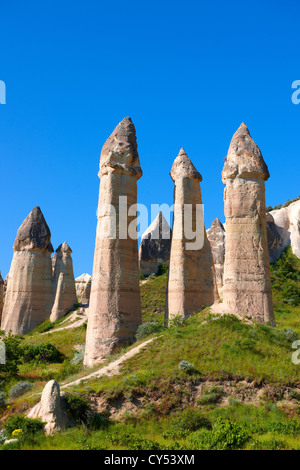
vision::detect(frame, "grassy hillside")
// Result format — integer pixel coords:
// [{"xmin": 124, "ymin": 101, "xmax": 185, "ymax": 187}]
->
[{"xmin": 1, "ymin": 248, "xmax": 300, "ymax": 450}]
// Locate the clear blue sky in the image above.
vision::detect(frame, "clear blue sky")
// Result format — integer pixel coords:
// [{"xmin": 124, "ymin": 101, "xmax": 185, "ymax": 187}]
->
[{"xmin": 1, "ymin": 0, "xmax": 300, "ymax": 278}]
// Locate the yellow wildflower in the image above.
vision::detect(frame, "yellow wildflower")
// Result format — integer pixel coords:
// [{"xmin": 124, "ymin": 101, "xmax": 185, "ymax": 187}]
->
[{"xmin": 12, "ymin": 429, "xmax": 22, "ymax": 436}]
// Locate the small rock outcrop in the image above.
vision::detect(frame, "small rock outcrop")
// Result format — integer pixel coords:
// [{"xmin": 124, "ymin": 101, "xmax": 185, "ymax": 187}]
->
[
  {"xmin": 84, "ymin": 117, "xmax": 142, "ymax": 367},
  {"xmin": 27, "ymin": 380, "xmax": 68, "ymax": 435},
  {"xmin": 139, "ymin": 212, "xmax": 171, "ymax": 276},
  {"xmin": 207, "ymin": 218, "xmax": 226, "ymax": 297},
  {"xmin": 268, "ymin": 199, "xmax": 300, "ymax": 261},
  {"xmin": 75, "ymin": 273, "xmax": 92, "ymax": 298},
  {"xmin": 50, "ymin": 242, "xmax": 77, "ymax": 322},
  {"xmin": 221, "ymin": 123, "xmax": 275, "ymax": 324},
  {"xmin": 0, "ymin": 273, "xmax": 4, "ymax": 325},
  {"xmin": 166, "ymin": 148, "xmax": 218, "ymax": 321},
  {"xmin": 80, "ymin": 277, "xmax": 92, "ymax": 305},
  {"xmin": 1, "ymin": 207, "xmax": 53, "ymax": 334}
]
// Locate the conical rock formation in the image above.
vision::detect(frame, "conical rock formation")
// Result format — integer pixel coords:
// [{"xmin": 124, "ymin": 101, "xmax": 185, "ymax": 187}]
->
[
  {"xmin": 1, "ymin": 207, "xmax": 53, "ymax": 334},
  {"xmin": 50, "ymin": 242, "xmax": 77, "ymax": 322},
  {"xmin": 207, "ymin": 218, "xmax": 226, "ymax": 297},
  {"xmin": 221, "ymin": 123, "xmax": 274, "ymax": 323},
  {"xmin": 28, "ymin": 380, "xmax": 69, "ymax": 435},
  {"xmin": 84, "ymin": 117, "xmax": 142, "ymax": 367},
  {"xmin": 139, "ymin": 212, "xmax": 171, "ymax": 276},
  {"xmin": 166, "ymin": 149, "xmax": 218, "ymax": 321}
]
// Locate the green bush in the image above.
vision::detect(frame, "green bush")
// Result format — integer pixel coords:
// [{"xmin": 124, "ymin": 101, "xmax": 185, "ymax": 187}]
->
[
  {"xmin": 198, "ymin": 386, "xmax": 223, "ymax": 405},
  {"xmin": 109, "ymin": 430, "xmax": 160, "ymax": 450},
  {"xmin": 188, "ymin": 419, "xmax": 250, "ymax": 450},
  {"xmin": 136, "ymin": 322, "xmax": 163, "ymax": 340},
  {"xmin": 0, "ymin": 391, "xmax": 6, "ymax": 408},
  {"xmin": 163, "ymin": 409, "xmax": 212, "ymax": 438},
  {"xmin": 64, "ymin": 392, "xmax": 91, "ymax": 424},
  {"xmin": 9, "ymin": 381, "xmax": 33, "ymax": 399},
  {"xmin": 178, "ymin": 360, "xmax": 195, "ymax": 373},
  {"xmin": 156, "ymin": 263, "xmax": 169, "ymax": 276},
  {"xmin": 0, "ymin": 332, "xmax": 23, "ymax": 379},
  {"xmin": 3, "ymin": 415, "xmax": 45, "ymax": 438},
  {"xmin": 19, "ymin": 343, "xmax": 64, "ymax": 363}
]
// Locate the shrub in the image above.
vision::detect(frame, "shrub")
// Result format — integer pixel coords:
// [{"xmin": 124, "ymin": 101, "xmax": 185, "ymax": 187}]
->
[
  {"xmin": 19, "ymin": 343, "xmax": 64, "ymax": 363},
  {"xmin": 188, "ymin": 419, "xmax": 251, "ymax": 450},
  {"xmin": 178, "ymin": 360, "xmax": 195, "ymax": 373},
  {"xmin": 163, "ymin": 409, "xmax": 212, "ymax": 438},
  {"xmin": 198, "ymin": 386, "xmax": 223, "ymax": 405},
  {"xmin": 109, "ymin": 430, "xmax": 160, "ymax": 450},
  {"xmin": 64, "ymin": 392, "xmax": 107, "ymax": 429},
  {"xmin": 71, "ymin": 344, "xmax": 85, "ymax": 365},
  {"xmin": 156, "ymin": 263, "xmax": 168, "ymax": 276},
  {"xmin": 0, "ymin": 391, "xmax": 6, "ymax": 408},
  {"xmin": 64, "ymin": 392, "xmax": 91, "ymax": 424},
  {"xmin": 9, "ymin": 381, "xmax": 33, "ymax": 399},
  {"xmin": 289, "ymin": 390, "xmax": 300, "ymax": 401},
  {"xmin": 283, "ymin": 328, "xmax": 298, "ymax": 342},
  {"xmin": 136, "ymin": 322, "xmax": 163, "ymax": 340},
  {"xmin": 3, "ymin": 415, "xmax": 45, "ymax": 438},
  {"xmin": 0, "ymin": 332, "xmax": 23, "ymax": 379}
]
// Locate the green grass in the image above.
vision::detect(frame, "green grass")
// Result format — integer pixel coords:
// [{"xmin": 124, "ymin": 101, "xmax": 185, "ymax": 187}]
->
[{"xmin": 1, "ymin": 247, "xmax": 300, "ymax": 449}]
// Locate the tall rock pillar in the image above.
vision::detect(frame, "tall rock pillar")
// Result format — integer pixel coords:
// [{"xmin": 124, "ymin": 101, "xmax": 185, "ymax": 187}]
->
[
  {"xmin": 167, "ymin": 149, "xmax": 218, "ymax": 322},
  {"xmin": 1, "ymin": 207, "xmax": 54, "ymax": 334},
  {"xmin": 222, "ymin": 123, "xmax": 275, "ymax": 324},
  {"xmin": 84, "ymin": 117, "xmax": 142, "ymax": 366},
  {"xmin": 50, "ymin": 242, "xmax": 78, "ymax": 322},
  {"xmin": 0, "ymin": 273, "xmax": 4, "ymax": 325}
]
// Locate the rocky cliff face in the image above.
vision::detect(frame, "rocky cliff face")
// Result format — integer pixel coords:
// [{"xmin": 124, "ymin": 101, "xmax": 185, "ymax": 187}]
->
[
  {"xmin": 206, "ymin": 218, "xmax": 225, "ymax": 296},
  {"xmin": 139, "ymin": 212, "xmax": 171, "ymax": 276}
]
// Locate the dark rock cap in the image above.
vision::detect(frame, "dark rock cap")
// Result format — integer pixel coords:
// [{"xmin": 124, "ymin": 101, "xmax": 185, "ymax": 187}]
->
[
  {"xmin": 222, "ymin": 123, "xmax": 270, "ymax": 181},
  {"xmin": 0, "ymin": 272, "xmax": 4, "ymax": 284},
  {"xmin": 13, "ymin": 206, "xmax": 52, "ymax": 252},
  {"xmin": 99, "ymin": 117, "xmax": 142, "ymax": 179},
  {"xmin": 170, "ymin": 148, "xmax": 202, "ymax": 182},
  {"xmin": 56, "ymin": 242, "xmax": 72, "ymax": 254},
  {"xmin": 210, "ymin": 217, "xmax": 225, "ymax": 231}
]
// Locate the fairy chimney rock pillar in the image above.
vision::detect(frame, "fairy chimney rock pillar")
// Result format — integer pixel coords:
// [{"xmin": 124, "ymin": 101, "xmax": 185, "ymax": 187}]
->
[
  {"xmin": 1, "ymin": 207, "xmax": 53, "ymax": 334},
  {"xmin": 167, "ymin": 148, "xmax": 218, "ymax": 322},
  {"xmin": 222, "ymin": 123, "xmax": 274, "ymax": 323},
  {"xmin": 84, "ymin": 117, "xmax": 142, "ymax": 367}
]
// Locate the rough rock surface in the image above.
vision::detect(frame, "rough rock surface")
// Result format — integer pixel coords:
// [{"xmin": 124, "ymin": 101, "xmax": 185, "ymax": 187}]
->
[
  {"xmin": 50, "ymin": 242, "xmax": 77, "ymax": 322},
  {"xmin": 80, "ymin": 277, "xmax": 92, "ymax": 305},
  {"xmin": 84, "ymin": 117, "xmax": 142, "ymax": 367},
  {"xmin": 1, "ymin": 207, "xmax": 54, "ymax": 334},
  {"xmin": 0, "ymin": 273, "xmax": 4, "ymax": 325},
  {"xmin": 206, "ymin": 218, "xmax": 226, "ymax": 297},
  {"xmin": 166, "ymin": 148, "xmax": 218, "ymax": 321},
  {"xmin": 28, "ymin": 380, "xmax": 68, "ymax": 435},
  {"xmin": 139, "ymin": 212, "xmax": 171, "ymax": 276},
  {"xmin": 220, "ymin": 123, "xmax": 274, "ymax": 324},
  {"xmin": 268, "ymin": 199, "xmax": 300, "ymax": 261},
  {"xmin": 75, "ymin": 273, "xmax": 92, "ymax": 298}
]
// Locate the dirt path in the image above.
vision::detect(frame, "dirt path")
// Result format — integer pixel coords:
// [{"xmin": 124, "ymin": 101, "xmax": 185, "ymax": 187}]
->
[
  {"xmin": 41, "ymin": 311, "xmax": 87, "ymax": 335},
  {"xmin": 61, "ymin": 337, "xmax": 157, "ymax": 389}
]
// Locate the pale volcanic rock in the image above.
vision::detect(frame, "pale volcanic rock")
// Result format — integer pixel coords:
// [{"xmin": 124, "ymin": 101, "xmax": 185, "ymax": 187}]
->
[
  {"xmin": 51, "ymin": 253, "xmax": 58, "ymax": 278},
  {"xmin": 80, "ymin": 277, "xmax": 92, "ymax": 305},
  {"xmin": 0, "ymin": 273, "xmax": 4, "ymax": 325},
  {"xmin": 1, "ymin": 207, "xmax": 54, "ymax": 334},
  {"xmin": 50, "ymin": 242, "xmax": 77, "ymax": 322},
  {"xmin": 139, "ymin": 212, "xmax": 171, "ymax": 276},
  {"xmin": 207, "ymin": 218, "xmax": 225, "ymax": 297},
  {"xmin": 75, "ymin": 273, "xmax": 92, "ymax": 298},
  {"xmin": 268, "ymin": 199, "xmax": 300, "ymax": 260},
  {"xmin": 220, "ymin": 123, "xmax": 275, "ymax": 324},
  {"xmin": 166, "ymin": 149, "xmax": 218, "ymax": 321},
  {"xmin": 84, "ymin": 117, "xmax": 142, "ymax": 367},
  {"xmin": 28, "ymin": 380, "xmax": 68, "ymax": 435}
]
